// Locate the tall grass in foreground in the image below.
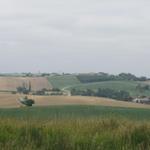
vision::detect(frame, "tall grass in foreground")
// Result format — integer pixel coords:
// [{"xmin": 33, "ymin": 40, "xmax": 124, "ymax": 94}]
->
[{"xmin": 0, "ymin": 118, "xmax": 150, "ymax": 150}]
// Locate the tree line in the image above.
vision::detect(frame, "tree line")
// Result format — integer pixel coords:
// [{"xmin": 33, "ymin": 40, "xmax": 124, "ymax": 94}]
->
[
  {"xmin": 77, "ymin": 73, "xmax": 148, "ymax": 83},
  {"xmin": 71, "ymin": 88, "xmax": 132, "ymax": 101}
]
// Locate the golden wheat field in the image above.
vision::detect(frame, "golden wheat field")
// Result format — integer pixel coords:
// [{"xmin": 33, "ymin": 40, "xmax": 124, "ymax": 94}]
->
[
  {"xmin": 0, "ymin": 77, "xmax": 51, "ymax": 91},
  {"xmin": 0, "ymin": 93, "xmax": 149, "ymax": 109}
]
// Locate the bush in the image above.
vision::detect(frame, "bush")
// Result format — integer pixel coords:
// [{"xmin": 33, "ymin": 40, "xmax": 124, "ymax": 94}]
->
[
  {"xmin": 19, "ymin": 97, "xmax": 35, "ymax": 106},
  {"xmin": 25, "ymin": 99, "xmax": 35, "ymax": 106},
  {"xmin": 12, "ymin": 91, "xmax": 17, "ymax": 94}
]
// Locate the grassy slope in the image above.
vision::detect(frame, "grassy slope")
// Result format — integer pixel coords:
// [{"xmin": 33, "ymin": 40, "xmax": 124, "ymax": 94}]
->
[
  {"xmin": 48, "ymin": 74, "xmax": 150, "ymax": 97},
  {"xmin": 67, "ymin": 81, "xmax": 150, "ymax": 97},
  {"xmin": 48, "ymin": 75, "xmax": 81, "ymax": 89}
]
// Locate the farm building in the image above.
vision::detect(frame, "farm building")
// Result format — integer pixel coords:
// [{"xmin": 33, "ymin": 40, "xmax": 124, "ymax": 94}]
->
[{"xmin": 133, "ymin": 97, "xmax": 150, "ymax": 104}]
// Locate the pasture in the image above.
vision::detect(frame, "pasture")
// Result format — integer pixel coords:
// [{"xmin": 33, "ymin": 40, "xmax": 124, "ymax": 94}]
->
[
  {"xmin": 48, "ymin": 75, "xmax": 80, "ymax": 89},
  {"xmin": 47, "ymin": 75, "xmax": 150, "ymax": 97},
  {"xmin": 67, "ymin": 81, "xmax": 150, "ymax": 97}
]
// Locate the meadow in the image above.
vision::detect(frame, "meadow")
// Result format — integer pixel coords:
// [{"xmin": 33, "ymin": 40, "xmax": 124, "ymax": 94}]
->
[
  {"xmin": 0, "ymin": 75, "xmax": 149, "ymax": 98},
  {"xmin": 47, "ymin": 75, "xmax": 81, "ymax": 89},
  {"xmin": 1, "ymin": 105, "xmax": 150, "ymax": 150},
  {"xmin": 66, "ymin": 81, "xmax": 150, "ymax": 97}
]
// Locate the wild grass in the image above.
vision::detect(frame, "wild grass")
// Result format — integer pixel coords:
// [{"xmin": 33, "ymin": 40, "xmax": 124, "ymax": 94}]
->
[{"xmin": 0, "ymin": 118, "xmax": 150, "ymax": 150}]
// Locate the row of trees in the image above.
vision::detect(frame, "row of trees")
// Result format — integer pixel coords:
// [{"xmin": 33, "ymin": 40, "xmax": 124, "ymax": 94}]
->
[
  {"xmin": 77, "ymin": 73, "xmax": 148, "ymax": 83},
  {"xmin": 33, "ymin": 88, "xmax": 61, "ymax": 95},
  {"xmin": 136, "ymin": 84, "xmax": 150, "ymax": 92},
  {"xmin": 16, "ymin": 82, "xmax": 62, "ymax": 95},
  {"xmin": 71, "ymin": 88, "xmax": 132, "ymax": 101},
  {"xmin": 17, "ymin": 82, "xmax": 31, "ymax": 94}
]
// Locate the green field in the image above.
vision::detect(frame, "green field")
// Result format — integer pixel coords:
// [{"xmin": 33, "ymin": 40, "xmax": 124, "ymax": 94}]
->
[
  {"xmin": 48, "ymin": 75, "xmax": 80, "ymax": 89},
  {"xmin": 66, "ymin": 81, "xmax": 150, "ymax": 97},
  {"xmin": 0, "ymin": 105, "xmax": 150, "ymax": 120},
  {"xmin": 48, "ymin": 74, "xmax": 150, "ymax": 97},
  {"xmin": 1, "ymin": 106, "xmax": 150, "ymax": 150}
]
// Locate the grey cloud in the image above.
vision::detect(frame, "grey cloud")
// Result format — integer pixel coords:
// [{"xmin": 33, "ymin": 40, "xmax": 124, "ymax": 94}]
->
[{"xmin": 0, "ymin": 0, "xmax": 150, "ymax": 76}]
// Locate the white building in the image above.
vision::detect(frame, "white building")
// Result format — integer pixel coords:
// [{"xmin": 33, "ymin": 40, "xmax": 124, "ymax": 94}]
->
[{"xmin": 133, "ymin": 97, "xmax": 150, "ymax": 104}]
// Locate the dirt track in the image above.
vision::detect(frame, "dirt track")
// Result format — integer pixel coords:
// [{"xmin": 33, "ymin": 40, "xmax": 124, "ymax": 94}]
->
[{"xmin": 0, "ymin": 93, "xmax": 150, "ymax": 109}]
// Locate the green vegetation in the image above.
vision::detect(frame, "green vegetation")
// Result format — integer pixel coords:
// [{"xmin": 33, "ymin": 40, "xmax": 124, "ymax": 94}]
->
[
  {"xmin": 17, "ymin": 82, "xmax": 31, "ymax": 94},
  {"xmin": 46, "ymin": 73, "xmax": 150, "ymax": 98},
  {"xmin": 71, "ymin": 88, "xmax": 131, "ymax": 101},
  {"xmin": 1, "ymin": 106, "xmax": 150, "ymax": 149},
  {"xmin": 48, "ymin": 75, "xmax": 80, "ymax": 89},
  {"xmin": 33, "ymin": 88, "xmax": 63, "ymax": 96},
  {"xmin": 77, "ymin": 73, "xmax": 148, "ymax": 83},
  {"xmin": 0, "ymin": 105, "xmax": 150, "ymax": 120},
  {"xmin": 67, "ymin": 81, "xmax": 150, "ymax": 97},
  {"xmin": 19, "ymin": 96, "xmax": 35, "ymax": 107},
  {"xmin": 47, "ymin": 74, "xmax": 150, "ymax": 98},
  {"xmin": 1, "ymin": 118, "xmax": 150, "ymax": 150}
]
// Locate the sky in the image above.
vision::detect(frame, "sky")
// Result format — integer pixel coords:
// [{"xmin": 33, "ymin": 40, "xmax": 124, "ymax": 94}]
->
[{"xmin": 0, "ymin": 0, "xmax": 150, "ymax": 76}]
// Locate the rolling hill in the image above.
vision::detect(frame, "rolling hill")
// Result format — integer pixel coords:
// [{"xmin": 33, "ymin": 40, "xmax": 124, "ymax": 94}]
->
[
  {"xmin": 47, "ymin": 74, "xmax": 150, "ymax": 97},
  {"xmin": 66, "ymin": 81, "xmax": 150, "ymax": 97},
  {"xmin": 0, "ymin": 93, "xmax": 150, "ymax": 109}
]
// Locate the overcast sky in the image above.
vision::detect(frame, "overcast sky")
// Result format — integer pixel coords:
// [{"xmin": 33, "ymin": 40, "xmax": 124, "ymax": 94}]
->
[{"xmin": 0, "ymin": 0, "xmax": 150, "ymax": 76}]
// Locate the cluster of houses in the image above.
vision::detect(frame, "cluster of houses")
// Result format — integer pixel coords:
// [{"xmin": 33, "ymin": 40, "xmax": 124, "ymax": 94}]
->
[{"xmin": 133, "ymin": 97, "xmax": 150, "ymax": 104}]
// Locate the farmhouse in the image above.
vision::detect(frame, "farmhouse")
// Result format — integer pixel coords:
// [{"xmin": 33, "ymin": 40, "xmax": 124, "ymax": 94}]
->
[{"xmin": 133, "ymin": 97, "xmax": 150, "ymax": 104}]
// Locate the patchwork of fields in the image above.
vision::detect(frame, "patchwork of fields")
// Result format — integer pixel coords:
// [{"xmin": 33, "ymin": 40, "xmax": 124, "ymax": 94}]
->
[
  {"xmin": 0, "ymin": 75, "xmax": 148, "ymax": 97},
  {"xmin": 0, "ymin": 75, "xmax": 150, "ymax": 149},
  {"xmin": 0, "ymin": 75, "xmax": 149, "ymax": 109}
]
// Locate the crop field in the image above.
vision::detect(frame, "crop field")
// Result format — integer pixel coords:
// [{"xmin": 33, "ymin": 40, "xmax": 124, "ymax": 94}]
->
[
  {"xmin": 0, "ymin": 77, "xmax": 51, "ymax": 92},
  {"xmin": 67, "ymin": 81, "xmax": 150, "ymax": 97},
  {"xmin": 0, "ymin": 93, "xmax": 150, "ymax": 109},
  {"xmin": 48, "ymin": 75, "xmax": 80, "ymax": 89},
  {"xmin": 1, "ymin": 105, "xmax": 150, "ymax": 120}
]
